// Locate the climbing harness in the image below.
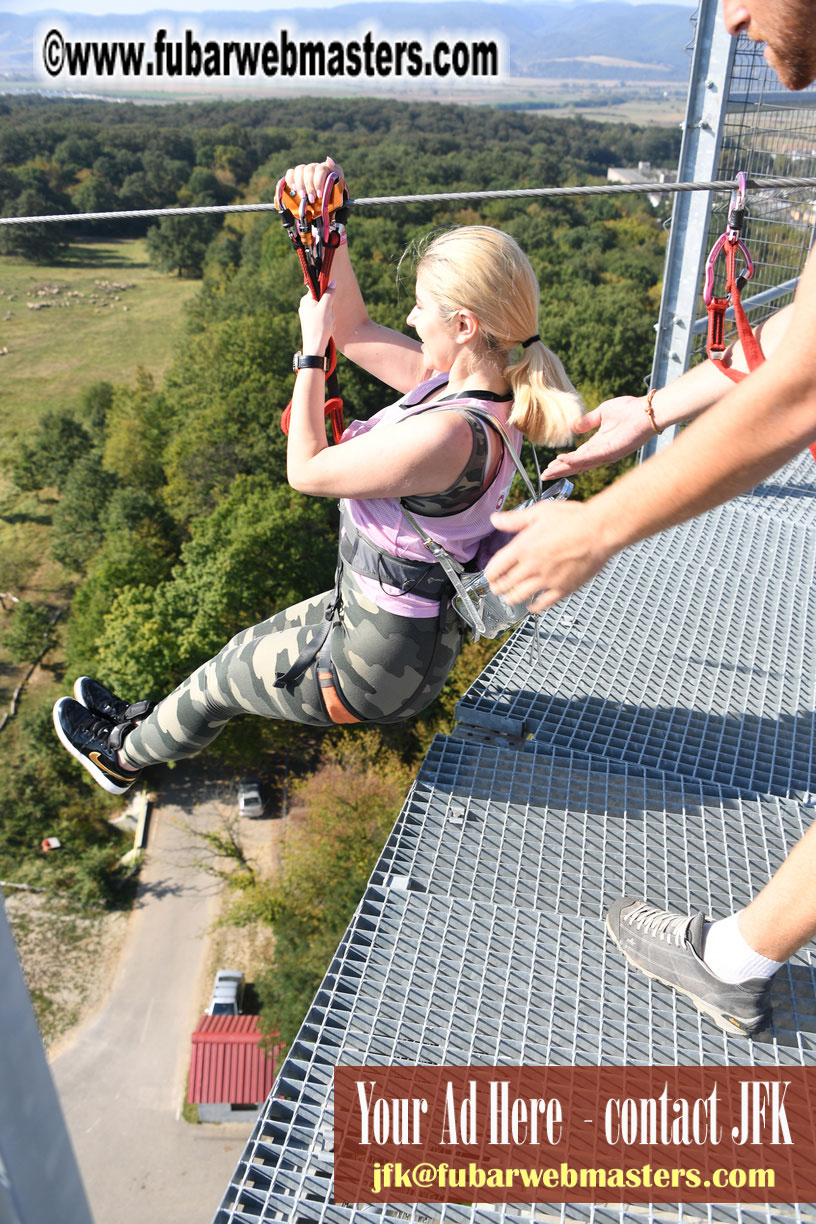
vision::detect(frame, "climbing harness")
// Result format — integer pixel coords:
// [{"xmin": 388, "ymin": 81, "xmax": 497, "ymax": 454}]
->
[
  {"xmin": 399, "ymin": 408, "xmax": 573, "ymax": 641},
  {"xmin": 704, "ymin": 172, "xmax": 765, "ymax": 382},
  {"xmin": 275, "ymin": 171, "xmax": 349, "ymax": 443},
  {"xmin": 272, "ymin": 399, "xmax": 569, "ymax": 721}
]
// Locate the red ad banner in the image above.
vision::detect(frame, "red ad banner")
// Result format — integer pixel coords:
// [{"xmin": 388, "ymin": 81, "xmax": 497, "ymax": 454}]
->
[{"xmin": 334, "ymin": 1065, "xmax": 816, "ymax": 1204}]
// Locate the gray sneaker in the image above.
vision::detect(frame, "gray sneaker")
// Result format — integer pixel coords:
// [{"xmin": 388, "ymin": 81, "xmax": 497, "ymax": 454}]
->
[{"xmin": 606, "ymin": 898, "xmax": 773, "ymax": 1038}]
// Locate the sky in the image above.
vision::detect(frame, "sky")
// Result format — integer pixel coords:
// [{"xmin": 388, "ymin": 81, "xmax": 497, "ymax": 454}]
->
[{"xmin": 7, "ymin": 0, "xmax": 690, "ymax": 11}]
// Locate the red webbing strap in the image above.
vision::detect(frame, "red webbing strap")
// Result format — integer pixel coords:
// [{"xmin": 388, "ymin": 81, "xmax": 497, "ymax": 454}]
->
[
  {"xmin": 706, "ymin": 237, "xmax": 765, "ymax": 385},
  {"xmin": 317, "ymin": 667, "xmax": 361, "ymax": 723},
  {"xmin": 707, "ymin": 238, "xmax": 816, "ymax": 462},
  {"xmin": 317, "ymin": 633, "xmax": 361, "ymax": 724}
]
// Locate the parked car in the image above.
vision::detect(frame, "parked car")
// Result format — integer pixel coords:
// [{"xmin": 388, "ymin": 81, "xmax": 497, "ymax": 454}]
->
[
  {"xmin": 237, "ymin": 777, "xmax": 265, "ymax": 818},
  {"xmin": 206, "ymin": 969, "xmax": 245, "ymax": 1016}
]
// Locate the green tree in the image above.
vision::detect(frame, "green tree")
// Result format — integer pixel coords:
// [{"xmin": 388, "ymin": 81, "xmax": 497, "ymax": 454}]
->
[
  {"xmin": 65, "ymin": 532, "xmax": 176, "ymax": 679},
  {"xmin": 161, "ymin": 312, "xmax": 296, "ymax": 521},
  {"xmin": 247, "ymin": 738, "xmax": 413, "ymax": 1044},
  {"xmin": 51, "ymin": 455, "xmax": 119, "ymax": 573},
  {"xmin": 0, "ymin": 704, "xmax": 132, "ymax": 910},
  {"xmin": 2, "ymin": 601, "xmax": 55, "ymax": 665},
  {"xmin": 71, "ymin": 173, "xmax": 119, "ymax": 232},
  {"xmin": 0, "ymin": 188, "xmax": 68, "ymax": 263},
  {"xmin": 78, "ymin": 380, "xmax": 115, "ymax": 435},
  {"xmin": 92, "ymin": 477, "xmax": 336, "ymax": 697},
  {"xmin": 53, "ymin": 134, "xmax": 99, "ymax": 179},
  {"xmin": 146, "ymin": 212, "xmax": 220, "ymax": 277},
  {"xmin": 102, "ymin": 371, "xmax": 168, "ymax": 492},
  {"xmin": 11, "ymin": 411, "xmax": 92, "ymax": 493}
]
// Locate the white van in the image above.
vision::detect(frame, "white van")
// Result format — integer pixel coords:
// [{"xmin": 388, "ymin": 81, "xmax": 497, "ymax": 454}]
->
[{"xmin": 206, "ymin": 969, "xmax": 245, "ymax": 1016}]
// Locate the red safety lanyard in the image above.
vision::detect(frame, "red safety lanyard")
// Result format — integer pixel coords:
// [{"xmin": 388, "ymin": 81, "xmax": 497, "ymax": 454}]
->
[
  {"xmin": 704, "ymin": 172, "xmax": 815, "ymax": 463},
  {"xmin": 705, "ymin": 235, "xmax": 765, "ymax": 380},
  {"xmin": 704, "ymin": 174, "xmax": 764, "ymax": 382},
  {"xmin": 275, "ymin": 173, "xmax": 348, "ymax": 444}
]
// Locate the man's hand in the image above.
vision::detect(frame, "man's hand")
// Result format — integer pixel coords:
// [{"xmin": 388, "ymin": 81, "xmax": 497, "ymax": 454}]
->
[
  {"xmin": 485, "ymin": 500, "xmax": 611, "ymax": 612},
  {"xmin": 541, "ymin": 395, "xmax": 655, "ymax": 478}
]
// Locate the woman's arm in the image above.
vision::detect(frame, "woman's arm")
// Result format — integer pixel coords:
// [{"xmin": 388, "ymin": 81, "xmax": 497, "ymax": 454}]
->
[
  {"xmin": 284, "ymin": 158, "xmax": 429, "ymax": 393},
  {"xmin": 287, "ymin": 288, "xmax": 473, "ymax": 497},
  {"xmin": 328, "ymin": 240, "xmax": 429, "ymax": 392},
  {"xmin": 542, "ymin": 302, "xmax": 795, "ymax": 478}
]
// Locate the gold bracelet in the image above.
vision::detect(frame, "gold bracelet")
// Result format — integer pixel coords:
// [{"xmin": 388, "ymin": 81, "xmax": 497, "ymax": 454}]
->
[{"xmin": 644, "ymin": 387, "xmax": 663, "ymax": 435}]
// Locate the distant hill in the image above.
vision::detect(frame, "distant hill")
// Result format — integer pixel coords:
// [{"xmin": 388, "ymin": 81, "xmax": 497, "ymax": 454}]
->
[{"xmin": 2, "ymin": 4, "xmax": 694, "ymax": 84}]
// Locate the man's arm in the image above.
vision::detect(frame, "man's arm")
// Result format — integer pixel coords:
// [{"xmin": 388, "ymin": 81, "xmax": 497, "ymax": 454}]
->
[
  {"xmin": 541, "ymin": 303, "xmax": 796, "ymax": 478},
  {"xmin": 486, "ymin": 252, "xmax": 816, "ymax": 611}
]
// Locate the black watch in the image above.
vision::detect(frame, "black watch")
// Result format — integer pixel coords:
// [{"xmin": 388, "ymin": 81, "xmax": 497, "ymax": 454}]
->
[{"xmin": 293, "ymin": 351, "xmax": 330, "ymax": 372}]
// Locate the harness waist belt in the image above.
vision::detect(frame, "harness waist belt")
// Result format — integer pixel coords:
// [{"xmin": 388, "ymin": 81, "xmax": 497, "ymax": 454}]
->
[{"xmin": 339, "ymin": 515, "xmax": 452, "ymax": 600}]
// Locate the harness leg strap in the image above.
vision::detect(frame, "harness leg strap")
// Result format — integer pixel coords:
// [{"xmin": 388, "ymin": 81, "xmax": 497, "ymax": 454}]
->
[
  {"xmin": 273, "ymin": 591, "xmax": 339, "ymax": 688},
  {"xmin": 316, "ymin": 632, "xmax": 361, "ymax": 725}
]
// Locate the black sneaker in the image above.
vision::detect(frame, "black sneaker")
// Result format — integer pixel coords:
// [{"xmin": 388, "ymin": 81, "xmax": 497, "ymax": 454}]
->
[
  {"xmin": 606, "ymin": 898, "xmax": 774, "ymax": 1039},
  {"xmin": 74, "ymin": 676, "xmax": 154, "ymax": 724},
  {"xmin": 53, "ymin": 697, "xmax": 142, "ymax": 796}
]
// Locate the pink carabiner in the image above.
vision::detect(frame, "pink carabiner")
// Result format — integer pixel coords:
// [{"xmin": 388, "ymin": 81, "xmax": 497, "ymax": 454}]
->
[
  {"xmin": 320, "ymin": 171, "xmax": 339, "ymax": 233},
  {"xmin": 703, "ymin": 233, "xmax": 727, "ymax": 305},
  {"xmin": 704, "ymin": 226, "xmax": 754, "ymax": 307}
]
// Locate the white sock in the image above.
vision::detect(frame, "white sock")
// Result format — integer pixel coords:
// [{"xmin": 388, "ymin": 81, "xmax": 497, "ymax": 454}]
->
[{"xmin": 703, "ymin": 913, "xmax": 785, "ymax": 984}]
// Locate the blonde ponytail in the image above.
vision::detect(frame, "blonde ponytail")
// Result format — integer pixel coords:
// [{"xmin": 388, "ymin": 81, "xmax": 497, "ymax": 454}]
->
[
  {"xmin": 506, "ymin": 341, "xmax": 583, "ymax": 446},
  {"xmin": 415, "ymin": 225, "xmax": 584, "ymax": 445}
]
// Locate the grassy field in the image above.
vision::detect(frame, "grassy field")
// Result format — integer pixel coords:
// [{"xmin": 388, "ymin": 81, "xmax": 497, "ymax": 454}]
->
[
  {"xmin": 0, "ymin": 237, "xmax": 199, "ymax": 441},
  {"xmin": 7, "ymin": 77, "xmax": 689, "ymax": 126},
  {"xmin": 0, "ymin": 237, "xmax": 199, "ymax": 707}
]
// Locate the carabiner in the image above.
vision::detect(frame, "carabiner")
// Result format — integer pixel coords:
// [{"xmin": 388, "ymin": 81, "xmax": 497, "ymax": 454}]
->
[
  {"xmin": 726, "ymin": 170, "xmax": 747, "ymax": 241},
  {"xmin": 320, "ymin": 171, "xmax": 339, "ymax": 233},
  {"xmin": 703, "ymin": 234, "xmax": 755, "ymax": 304}
]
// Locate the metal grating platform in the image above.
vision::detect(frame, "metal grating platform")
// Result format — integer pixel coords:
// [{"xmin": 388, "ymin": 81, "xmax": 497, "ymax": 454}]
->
[
  {"xmin": 737, "ymin": 450, "xmax": 816, "ymax": 524},
  {"xmin": 631, "ymin": 498, "xmax": 816, "ymax": 579},
  {"xmin": 216, "ymin": 460, "xmax": 816, "ymax": 1223},
  {"xmin": 455, "ymin": 499, "xmax": 816, "ymax": 798},
  {"xmin": 371, "ymin": 736, "xmax": 809, "ymax": 922},
  {"xmin": 215, "ymin": 887, "xmax": 815, "ymax": 1224}
]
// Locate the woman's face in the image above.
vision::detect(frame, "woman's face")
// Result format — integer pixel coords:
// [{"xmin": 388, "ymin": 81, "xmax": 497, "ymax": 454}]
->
[{"xmin": 406, "ymin": 271, "xmax": 458, "ymax": 371}]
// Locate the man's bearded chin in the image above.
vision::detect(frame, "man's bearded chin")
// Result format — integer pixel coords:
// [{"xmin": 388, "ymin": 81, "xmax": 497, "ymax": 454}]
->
[{"xmin": 766, "ymin": 39, "xmax": 816, "ymax": 90}]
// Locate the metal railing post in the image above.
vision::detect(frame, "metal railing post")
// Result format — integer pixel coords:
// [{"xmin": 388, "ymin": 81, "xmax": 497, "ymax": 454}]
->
[
  {"xmin": 641, "ymin": 0, "xmax": 736, "ymax": 458},
  {"xmin": 0, "ymin": 894, "xmax": 94, "ymax": 1224}
]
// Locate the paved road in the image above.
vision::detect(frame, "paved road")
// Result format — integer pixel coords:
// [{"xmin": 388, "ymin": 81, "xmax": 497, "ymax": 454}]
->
[{"xmin": 52, "ymin": 766, "xmax": 254, "ymax": 1224}]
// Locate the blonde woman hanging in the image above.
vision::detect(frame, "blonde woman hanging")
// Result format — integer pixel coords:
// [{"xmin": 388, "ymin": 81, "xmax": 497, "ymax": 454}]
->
[{"xmin": 53, "ymin": 156, "xmax": 583, "ymax": 794}]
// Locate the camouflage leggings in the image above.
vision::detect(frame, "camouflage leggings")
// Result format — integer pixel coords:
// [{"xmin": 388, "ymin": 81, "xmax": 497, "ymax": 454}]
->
[{"xmin": 120, "ymin": 568, "xmax": 464, "ymax": 769}]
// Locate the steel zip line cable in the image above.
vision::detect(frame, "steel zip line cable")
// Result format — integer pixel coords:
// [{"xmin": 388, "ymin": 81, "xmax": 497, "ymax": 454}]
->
[{"xmin": 1, "ymin": 175, "xmax": 816, "ymax": 227}]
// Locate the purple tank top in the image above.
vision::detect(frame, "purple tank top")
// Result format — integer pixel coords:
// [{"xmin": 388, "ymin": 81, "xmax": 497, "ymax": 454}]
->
[{"xmin": 341, "ymin": 374, "xmax": 523, "ymax": 617}]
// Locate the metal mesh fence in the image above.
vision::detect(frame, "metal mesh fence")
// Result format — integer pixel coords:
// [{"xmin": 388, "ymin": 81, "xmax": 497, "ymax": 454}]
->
[{"xmin": 693, "ymin": 37, "xmax": 816, "ymax": 353}]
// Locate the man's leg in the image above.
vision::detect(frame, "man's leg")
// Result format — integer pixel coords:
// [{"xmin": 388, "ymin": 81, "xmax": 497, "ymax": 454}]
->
[
  {"xmin": 736, "ymin": 819, "xmax": 816, "ymax": 961},
  {"xmin": 606, "ymin": 818, "xmax": 816, "ymax": 1037}
]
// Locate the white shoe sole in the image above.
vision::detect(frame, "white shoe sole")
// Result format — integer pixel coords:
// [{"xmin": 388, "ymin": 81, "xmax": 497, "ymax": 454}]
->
[{"xmin": 53, "ymin": 697, "xmax": 134, "ymax": 796}]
